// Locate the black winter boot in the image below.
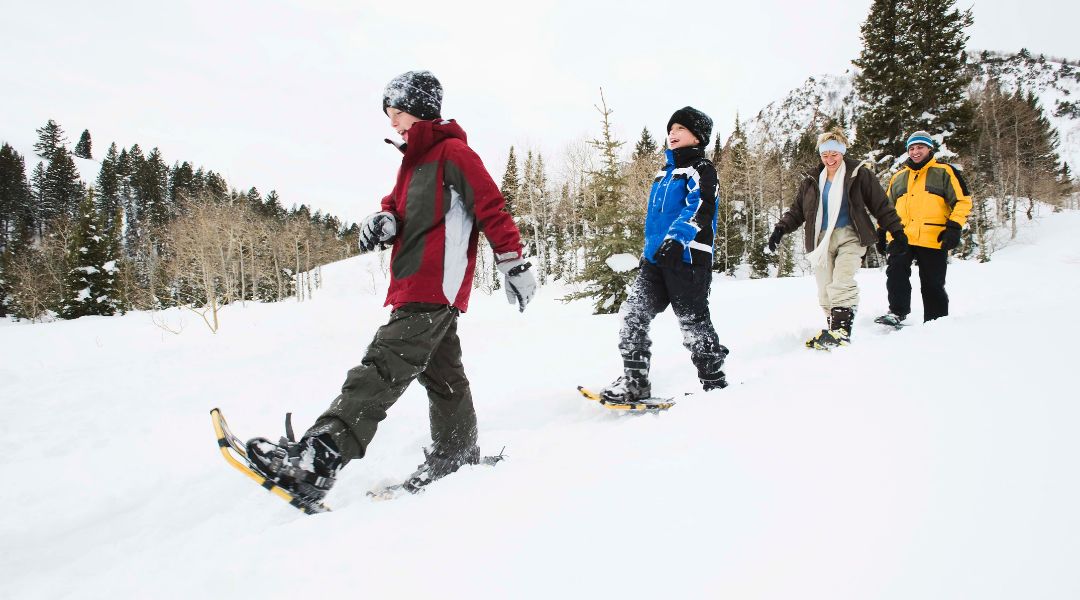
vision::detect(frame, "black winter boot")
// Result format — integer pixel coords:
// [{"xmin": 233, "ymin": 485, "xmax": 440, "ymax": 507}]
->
[
  {"xmin": 401, "ymin": 445, "xmax": 481, "ymax": 494},
  {"xmin": 699, "ymin": 345, "xmax": 730, "ymax": 391},
  {"xmin": 830, "ymin": 306, "xmax": 854, "ymax": 338},
  {"xmin": 601, "ymin": 351, "xmax": 652, "ymax": 402},
  {"xmin": 246, "ymin": 432, "xmax": 342, "ymax": 502}
]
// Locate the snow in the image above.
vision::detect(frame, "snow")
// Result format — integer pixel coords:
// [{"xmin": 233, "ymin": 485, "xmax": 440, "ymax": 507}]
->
[
  {"xmin": 3, "ymin": 211, "xmax": 1080, "ymax": 599},
  {"xmin": 605, "ymin": 253, "xmax": 640, "ymax": 273}
]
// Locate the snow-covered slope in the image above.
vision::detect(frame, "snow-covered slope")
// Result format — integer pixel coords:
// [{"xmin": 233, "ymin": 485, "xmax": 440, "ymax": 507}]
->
[
  {"xmin": 971, "ymin": 51, "xmax": 1080, "ymax": 173},
  {"xmin": 3, "ymin": 208, "xmax": 1080, "ymax": 599}
]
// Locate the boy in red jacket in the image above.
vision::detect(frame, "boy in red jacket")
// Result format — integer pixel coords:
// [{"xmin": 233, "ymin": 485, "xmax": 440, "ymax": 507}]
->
[{"xmin": 246, "ymin": 71, "xmax": 536, "ymax": 501}]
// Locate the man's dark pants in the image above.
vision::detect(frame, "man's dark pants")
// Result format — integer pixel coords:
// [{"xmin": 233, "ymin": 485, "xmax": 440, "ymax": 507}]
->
[{"xmin": 886, "ymin": 245, "xmax": 949, "ymax": 322}]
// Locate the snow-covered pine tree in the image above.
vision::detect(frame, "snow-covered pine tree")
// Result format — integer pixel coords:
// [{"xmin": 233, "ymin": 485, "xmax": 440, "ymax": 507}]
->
[
  {"xmin": 33, "ymin": 119, "xmax": 67, "ymax": 160},
  {"xmin": 61, "ymin": 189, "xmax": 120, "ymax": 318},
  {"xmin": 853, "ymin": 0, "xmax": 973, "ymax": 166},
  {"xmin": 74, "ymin": 130, "xmax": 92, "ymax": 160},
  {"xmin": 566, "ymin": 91, "xmax": 639, "ymax": 314}
]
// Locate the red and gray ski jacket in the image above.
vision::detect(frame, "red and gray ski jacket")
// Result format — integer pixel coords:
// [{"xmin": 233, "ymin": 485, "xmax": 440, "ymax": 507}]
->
[{"xmin": 380, "ymin": 119, "xmax": 522, "ymax": 312}]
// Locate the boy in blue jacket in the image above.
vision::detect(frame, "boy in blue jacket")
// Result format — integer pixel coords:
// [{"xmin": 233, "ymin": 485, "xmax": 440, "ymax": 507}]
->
[{"xmin": 601, "ymin": 107, "xmax": 729, "ymax": 402}]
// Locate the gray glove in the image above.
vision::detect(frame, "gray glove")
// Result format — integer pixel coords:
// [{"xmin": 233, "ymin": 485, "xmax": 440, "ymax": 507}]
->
[
  {"xmin": 359, "ymin": 211, "xmax": 397, "ymax": 253},
  {"xmin": 496, "ymin": 254, "xmax": 537, "ymax": 313}
]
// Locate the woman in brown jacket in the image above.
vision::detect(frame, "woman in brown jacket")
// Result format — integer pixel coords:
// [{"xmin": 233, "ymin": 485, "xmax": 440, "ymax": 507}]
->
[{"xmin": 767, "ymin": 129, "xmax": 907, "ymax": 349}]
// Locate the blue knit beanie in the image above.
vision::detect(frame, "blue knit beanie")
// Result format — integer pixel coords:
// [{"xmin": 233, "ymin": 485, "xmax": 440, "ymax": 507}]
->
[{"xmin": 906, "ymin": 131, "xmax": 935, "ymax": 149}]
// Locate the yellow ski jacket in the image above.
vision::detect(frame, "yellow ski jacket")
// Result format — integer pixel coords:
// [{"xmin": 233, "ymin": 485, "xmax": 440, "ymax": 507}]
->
[{"xmin": 885, "ymin": 158, "xmax": 972, "ymax": 249}]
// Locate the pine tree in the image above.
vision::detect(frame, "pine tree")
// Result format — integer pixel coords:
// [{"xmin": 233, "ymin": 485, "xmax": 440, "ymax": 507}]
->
[
  {"xmin": 853, "ymin": 0, "xmax": 973, "ymax": 165},
  {"xmin": 61, "ymin": 189, "xmax": 121, "ymax": 318},
  {"xmin": 633, "ymin": 127, "xmax": 658, "ymax": 160},
  {"xmin": 169, "ymin": 161, "xmax": 196, "ymax": 206},
  {"xmin": 74, "ymin": 130, "xmax": 93, "ymax": 160},
  {"xmin": 43, "ymin": 147, "xmax": 85, "ymax": 226},
  {"xmin": 500, "ymin": 146, "xmax": 520, "ymax": 216},
  {"xmin": 0, "ymin": 144, "xmax": 32, "ymax": 251},
  {"xmin": 566, "ymin": 91, "xmax": 639, "ymax": 314},
  {"xmin": 710, "ymin": 136, "xmax": 723, "ymax": 165},
  {"xmin": 96, "ymin": 143, "xmax": 123, "ymax": 232},
  {"xmin": 34, "ymin": 119, "xmax": 68, "ymax": 159}
]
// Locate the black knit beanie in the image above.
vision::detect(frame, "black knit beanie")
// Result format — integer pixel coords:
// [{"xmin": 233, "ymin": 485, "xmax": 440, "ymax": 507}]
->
[
  {"xmin": 382, "ymin": 70, "xmax": 443, "ymax": 120},
  {"xmin": 667, "ymin": 106, "xmax": 713, "ymax": 148}
]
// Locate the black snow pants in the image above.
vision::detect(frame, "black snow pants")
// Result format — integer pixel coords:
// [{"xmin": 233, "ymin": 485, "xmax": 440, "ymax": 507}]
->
[
  {"xmin": 618, "ymin": 259, "xmax": 727, "ymax": 384},
  {"xmin": 307, "ymin": 303, "xmax": 477, "ymax": 465},
  {"xmin": 886, "ymin": 245, "xmax": 949, "ymax": 322}
]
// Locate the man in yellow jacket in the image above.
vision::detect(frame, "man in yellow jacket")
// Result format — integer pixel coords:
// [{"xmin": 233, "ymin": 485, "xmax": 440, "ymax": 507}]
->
[{"xmin": 876, "ymin": 131, "xmax": 972, "ymax": 326}]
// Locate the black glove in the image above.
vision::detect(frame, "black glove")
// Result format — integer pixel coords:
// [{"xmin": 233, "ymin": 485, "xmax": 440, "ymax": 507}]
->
[
  {"xmin": 887, "ymin": 229, "xmax": 909, "ymax": 256},
  {"xmin": 876, "ymin": 228, "xmax": 887, "ymax": 254},
  {"xmin": 938, "ymin": 220, "xmax": 962, "ymax": 251},
  {"xmin": 767, "ymin": 226, "xmax": 784, "ymax": 253},
  {"xmin": 653, "ymin": 239, "xmax": 685, "ymax": 268}
]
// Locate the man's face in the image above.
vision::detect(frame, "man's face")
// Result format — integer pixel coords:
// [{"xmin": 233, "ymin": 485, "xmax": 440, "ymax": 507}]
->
[
  {"xmin": 386, "ymin": 107, "xmax": 421, "ymax": 141},
  {"xmin": 908, "ymin": 143, "xmax": 931, "ymax": 163},
  {"xmin": 820, "ymin": 151, "xmax": 843, "ymax": 170},
  {"xmin": 668, "ymin": 123, "xmax": 700, "ymax": 150}
]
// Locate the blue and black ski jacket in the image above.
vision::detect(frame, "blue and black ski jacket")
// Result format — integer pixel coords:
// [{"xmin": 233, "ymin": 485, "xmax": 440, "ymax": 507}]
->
[{"xmin": 643, "ymin": 147, "xmax": 719, "ymax": 266}]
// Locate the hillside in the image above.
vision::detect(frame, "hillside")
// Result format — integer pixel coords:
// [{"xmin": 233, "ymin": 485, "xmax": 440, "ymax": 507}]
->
[
  {"xmin": 2, "ymin": 205, "xmax": 1078, "ymax": 599},
  {"xmin": 745, "ymin": 50, "xmax": 1080, "ymax": 172}
]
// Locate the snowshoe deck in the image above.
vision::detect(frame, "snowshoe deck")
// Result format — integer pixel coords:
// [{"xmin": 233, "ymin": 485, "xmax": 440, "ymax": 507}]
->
[
  {"xmin": 210, "ymin": 408, "xmax": 330, "ymax": 515},
  {"xmin": 577, "ymin": 386, "xmax": 675, "ymax": 412}
]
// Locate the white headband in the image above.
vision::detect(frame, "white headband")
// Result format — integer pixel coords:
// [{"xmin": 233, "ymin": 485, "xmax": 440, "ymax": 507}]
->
[{"xmin": 819, "ymin": 139, "xmax": 847, "ymax": 155}]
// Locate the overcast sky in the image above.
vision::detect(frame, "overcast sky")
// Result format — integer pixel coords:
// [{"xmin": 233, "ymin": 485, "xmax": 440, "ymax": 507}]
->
[{"xmin": 2, "ymin": 0, "xmax": 1077, "ymax": 224}]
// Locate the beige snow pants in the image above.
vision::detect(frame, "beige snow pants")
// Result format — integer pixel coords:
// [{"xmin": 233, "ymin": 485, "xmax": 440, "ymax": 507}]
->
[{"xmin": 814, "ymin": 226, "xmax": 866, "ymax": 313}]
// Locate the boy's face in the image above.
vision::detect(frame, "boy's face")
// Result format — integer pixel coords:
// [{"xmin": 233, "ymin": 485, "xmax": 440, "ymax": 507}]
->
[
  {"xmin": 386, "ymin": 107, "xmax": 421, "ymax": 141},
  {"xmin": 907, "ymin": 143, "xmax": 931, "ymax": 163},
  {"xmin": 668, "ymin": 123, "xmax": 699, "ymax": 149}
]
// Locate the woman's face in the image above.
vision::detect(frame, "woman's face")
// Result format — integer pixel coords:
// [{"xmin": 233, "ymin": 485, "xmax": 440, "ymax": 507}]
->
[{"xmin": 820, "ymin": 150, "xmax": 843, "ymax": 170}]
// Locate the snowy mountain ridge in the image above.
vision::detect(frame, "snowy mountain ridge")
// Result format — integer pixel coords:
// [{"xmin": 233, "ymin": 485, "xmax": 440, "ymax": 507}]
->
[{"xmin": 743, "ymin": 50, "xmax": 1080, "ymax": 172}]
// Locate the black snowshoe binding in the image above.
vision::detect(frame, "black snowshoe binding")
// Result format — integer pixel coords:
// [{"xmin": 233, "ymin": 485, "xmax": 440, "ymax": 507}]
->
[
  {"xmin": 245, "ymin": 414, "xmax": 342, "ymax": 503},
  {"xmin": 600, "ymin": 375, "xmax": 653, "ymax": 403},
  {"xmin": 807, "ymin": 307, "xmax": 854, "ymax": 350},
  {"xmin": 874, "ymin": 312, "xmax": 907, "ymax": 329}
]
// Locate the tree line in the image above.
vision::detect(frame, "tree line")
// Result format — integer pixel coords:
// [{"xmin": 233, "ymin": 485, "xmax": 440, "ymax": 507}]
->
[
  {"xmin": 0, "ymin": 121, "xmax": 359, "ymax": 325},
  {"xmin": 486, "ymin": 0, "xmax": 1076, "ymax": 313}
]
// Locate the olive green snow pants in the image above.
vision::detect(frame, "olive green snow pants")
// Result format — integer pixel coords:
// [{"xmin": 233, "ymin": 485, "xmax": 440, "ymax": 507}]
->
[
  {"xmin": 308, "ymin": 303, "xmax": 477, "ymax": 464},
  {"xmin": 814, "ymin": 226, "xmax": 867, "ymax": 313}
]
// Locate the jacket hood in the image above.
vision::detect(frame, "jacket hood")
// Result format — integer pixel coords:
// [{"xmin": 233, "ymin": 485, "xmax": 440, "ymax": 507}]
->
[{"xmin": 402, "ymin": 119, "xmax": 467, "ymax": 164}]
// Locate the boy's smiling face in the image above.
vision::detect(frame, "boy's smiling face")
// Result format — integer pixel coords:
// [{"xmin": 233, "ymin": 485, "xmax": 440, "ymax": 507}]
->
[
  {"xmin": 668, "ymin": 123, "xmax": 699, "ymax": 149},
  {"xmin": 386, "ymin": 107, "xmax": 421, "ymax": 141}
]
